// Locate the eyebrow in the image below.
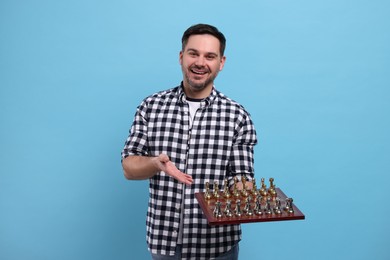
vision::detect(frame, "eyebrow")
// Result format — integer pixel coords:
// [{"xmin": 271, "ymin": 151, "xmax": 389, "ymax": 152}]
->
[{"xmin": 186, "ymin": 48, "xmax": 219, "ymax": 57}]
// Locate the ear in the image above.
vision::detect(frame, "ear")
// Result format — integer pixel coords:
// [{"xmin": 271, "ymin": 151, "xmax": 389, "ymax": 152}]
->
[
  {"xmin": 179, "ymin": 51, "xmax": 183, "ymax": 65},
  {"xmin": 219, "ymin": 56, "xmax": 226, "ymax": 71}
]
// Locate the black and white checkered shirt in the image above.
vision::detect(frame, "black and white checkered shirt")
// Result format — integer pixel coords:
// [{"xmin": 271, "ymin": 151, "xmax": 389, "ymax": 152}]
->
[{"xmin": 122, "ymin": 84, "xmax": 257, "ymax": 259}]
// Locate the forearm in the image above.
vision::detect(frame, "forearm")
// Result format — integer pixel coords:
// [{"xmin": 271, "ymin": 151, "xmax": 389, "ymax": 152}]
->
[{"xmin": 122, "ymin": 155, "xmax": 159, "ymax": 180}]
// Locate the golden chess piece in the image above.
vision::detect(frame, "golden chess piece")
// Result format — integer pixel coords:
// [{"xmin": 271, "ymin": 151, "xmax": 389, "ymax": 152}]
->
[
  {"xmin": 240, "ymin": 176, "xmax": 249, "ymax": 197},
  {"xmin": 268, "ymin": 177, "xmax": 277, "ymax": 198},
  {"xmin": 223, "ymin": 179, "xmax": 232, "ymax": 199},
  {"xmin": 232, "ymin": 177, "xmax": 240, "ymax": 198},
  {"xmin": 259, "ymin": 177, "xmax": 268, "ymax": 197},
  {"xmin": 213, "ymin": 181, "xmax": 221, "ymax": 199},
  {"xmin": 204, "ymin": 182, "xmax": 212, "ymax": 200},
  {"xmin": 251, "ymin": 178, "xmax": 259, "ymax": 197}
]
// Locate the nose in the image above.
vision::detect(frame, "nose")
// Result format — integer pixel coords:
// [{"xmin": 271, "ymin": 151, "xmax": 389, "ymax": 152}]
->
[{"xmin": 194, "ymin": 56, "xmax": 206, "ymax": 66}]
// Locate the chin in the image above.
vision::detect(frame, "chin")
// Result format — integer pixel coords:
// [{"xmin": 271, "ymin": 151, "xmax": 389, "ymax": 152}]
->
[{"xmin": 189, "ymin": 83, "xmax": 207, "ymax": 91}]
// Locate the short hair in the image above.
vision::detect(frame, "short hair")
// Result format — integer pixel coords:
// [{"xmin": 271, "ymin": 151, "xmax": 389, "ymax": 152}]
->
[{"xmin": 181, "ymin": 24, "xmax": 226, "ymax": 56}]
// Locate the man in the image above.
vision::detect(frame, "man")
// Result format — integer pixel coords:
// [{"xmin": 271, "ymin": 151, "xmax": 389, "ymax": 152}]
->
[{"xmin": 122, "ymin": 24, "xmax": 258, "ymax": 259}]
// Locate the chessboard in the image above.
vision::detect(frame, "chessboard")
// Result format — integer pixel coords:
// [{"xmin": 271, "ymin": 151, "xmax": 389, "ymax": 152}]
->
[{"xmin": 195, "ymin": 178, "xmax": 305, "ymax": 225}]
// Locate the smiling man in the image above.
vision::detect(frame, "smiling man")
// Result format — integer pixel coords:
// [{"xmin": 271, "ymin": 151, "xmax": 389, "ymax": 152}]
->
[
  {"xmin": 180, "ymin": 33, "xmax": 225, "ymax": 98},
  {"xmin": 121, "ymin": 24, "xmax": 258, "ymax": 259}
]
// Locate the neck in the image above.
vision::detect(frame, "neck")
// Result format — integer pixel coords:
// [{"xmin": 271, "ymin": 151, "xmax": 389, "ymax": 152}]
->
[{"xmin": 182, "ymin": 82, "xmax": 213, "ymax": 99}]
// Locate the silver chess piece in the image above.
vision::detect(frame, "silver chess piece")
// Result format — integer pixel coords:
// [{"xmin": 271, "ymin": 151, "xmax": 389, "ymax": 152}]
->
[
  {"xmin": 273, "ymin": 197, "xmax": 282, "ymax": 215},
  {"xmin": 213, "ymin": 201, "xmax": 223, "ymax": 218},
  {"xmin": 264, "ymin": 197, "xmax": 272, "ymax": 215},
  {"xmin": 234, "ymin": 200, "xmax": 242, "ymax": 217},
  {"xmin": 283, "ymin": 198, "xmax": 294, "ymax": 214},
  {"xmin": 243, "ymin": 196, "xmax": 254, "ymax": 216},
  {"xmin": 224, "ymin": 200, "xmax": 233, "ymax": 217},
  {"xmin": 254, "ymin": 196, "xmax": 263, "ymax": 215}
]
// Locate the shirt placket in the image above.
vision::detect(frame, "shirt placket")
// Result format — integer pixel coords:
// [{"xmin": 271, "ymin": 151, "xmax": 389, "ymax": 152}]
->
[
  {"xmin": 181, "ymin": 100, "xmax": 205, "ymax": 249},
  {"xmin": 176, "ymin": 101, "xmax": 191, "ymax": 246}
]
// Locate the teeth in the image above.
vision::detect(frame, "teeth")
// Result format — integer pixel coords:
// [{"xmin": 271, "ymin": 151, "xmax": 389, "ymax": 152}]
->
[{"xmin": 191, "ymin": 69, "xmax": 207, "ymax": 75}]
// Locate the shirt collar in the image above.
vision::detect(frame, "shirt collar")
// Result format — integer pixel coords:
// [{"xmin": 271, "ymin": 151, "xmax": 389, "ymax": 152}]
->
[{"xmin": 178, "ymin": 82, "xmax": 217, "ymax": 107}]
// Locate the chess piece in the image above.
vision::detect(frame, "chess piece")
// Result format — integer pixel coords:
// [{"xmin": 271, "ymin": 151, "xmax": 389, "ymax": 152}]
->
[
  {"xmin": 234, "ymin": 200, "xmax": 242, "ymax": 217},
  {"xmin": 259, "ymin": 178, "xmax": 268, "ymax": 197},
  {"xmin": 224, "ymin": 200, "xmax": 233, "ymax": 217},
  {"xmin": 273, "ymin": 197, "xmax": 282, "ymax": 215},
  {"xmin": 241, "ymin": 176, "xmax": 249, "ymax": 197},
  {"xmin": 223, "ymin": 179, "xmax": 232, "ymax": 199},
  {"xmin": 213, "ymin": 201, "xmax": 223, "ymax": 218},
  {"xmin": 213, "ymin": 181, "xmax": 221, "ymax": 199},
  {"xmin": 232, "ymin": 177, "xmax": 240, "ymax": 198},
  {"xmin": 243, "ymin": 197, "xmax": 254, "ymax": 216},
  {"xmin": 254, "ymin": 196, "xmax": 263, "ymax": 215},
  {"xmin": 264, "ymin": 197, "xmax": 272, "ymax": 215},
  {"xmin": 251, "ymin": 178, "xmax": 259, "ymax": 197},
  {"xmin": 204, "ymin": 182, "xmax": 212, "ymax": 200},
  {"xmin": 283, "ymin": 198, "xmax": 294, "ymax": 214},
  {"xmin": 268, "ymin": 178, "xmax": 277, "ymax": 198}
]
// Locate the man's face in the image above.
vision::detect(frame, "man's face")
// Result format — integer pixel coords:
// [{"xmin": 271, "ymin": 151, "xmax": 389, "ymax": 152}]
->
[{"xmin": 180, "ymin": 34, "xmax": 226, "ymax": 97}]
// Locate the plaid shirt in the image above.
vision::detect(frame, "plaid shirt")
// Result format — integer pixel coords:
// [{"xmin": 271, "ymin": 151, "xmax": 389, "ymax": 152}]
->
[{"xmin": 121, "ymin": 84, "xmax": 257, "ymax": 259}]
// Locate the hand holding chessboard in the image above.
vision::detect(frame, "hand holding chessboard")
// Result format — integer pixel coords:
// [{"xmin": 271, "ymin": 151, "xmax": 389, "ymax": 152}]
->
[{"xmin": 195, "ymin": 177, "xmax": 305, "ymax": 225}]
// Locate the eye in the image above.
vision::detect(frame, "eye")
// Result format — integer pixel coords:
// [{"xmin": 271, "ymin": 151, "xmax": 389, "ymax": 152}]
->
[
  {"xmin": 206, "ymin": 54, "xmax": 217, "ymax": 60},
  {"xmin": 188, "ymin": 51, "xmax": 198, "ymax": 57}
]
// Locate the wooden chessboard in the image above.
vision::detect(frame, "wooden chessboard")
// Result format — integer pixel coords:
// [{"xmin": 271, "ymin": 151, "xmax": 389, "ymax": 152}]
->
[{"xmin": 195, "ymin": 188, "xmax": 305, "ymax": 225}]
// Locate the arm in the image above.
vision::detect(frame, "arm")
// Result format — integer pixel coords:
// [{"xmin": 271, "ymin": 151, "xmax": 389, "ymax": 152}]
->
[
  {"xmin": 122, "ymin": 153, "xmax": 193, "ymax": 185},
  {"xmin": 229, "ymin": 109, "xmax": 258, "ymax": 190}
]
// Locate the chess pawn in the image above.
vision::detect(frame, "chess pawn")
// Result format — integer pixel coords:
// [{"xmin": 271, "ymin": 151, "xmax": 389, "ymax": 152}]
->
[
  {"xmin": 284, "ymin": 198, "xmax": 294, "ymax": 214},
  {"xmin": 259, "ymin": 178, "xmax": 268, "ymax": 197},
  {"xmin": 232, "ymin": 177, "xmax": 240, "ymax": 198},
  {"xmin": 243, "ymin": 197, "xmax": 254, "ymax": 216},
  {"xmin": 213, "ymin": 201, "xmax": 223, "ymax": 218},
  {"xmin": 273, "ymin": 197, "xmax": 282, "ymax": 215},
  {"xmin": 223, "ymin": 179, "xmax": 232, "ymax": 199},
  {"xmin": 224, "ymin": 200, "xmax": 233, "ymax": 217},
  {"xmin": 251, "ymin": 178, "xmax": 259, "ymax": 197},
  {"xmin": 234, "ymin": 200, "xmax": 242, "ymax": 217},
  {"xmin": 264, "ymin": 197, "xmax": 272, "ymax": 215},
  {"xmin": 268, "ymin": 178, "xmax": 277, "ymax": 198},
  {"xmin": 213, "ymin": 181, "xmax": 221, "ymax": 199},
  {"xmin": 240, "ymin": 176, "xmax": 249, "ymax": 197},
  {"xmin": 241, "ymin": 187, "xmax": 249, "ymax": 198},
  {"xmin": 204, "ymin": 182, "xmax": 212, "ymax": 200},
  {"xmin": 254, "ymin": 196, "xmax": 263, "ymax": 215},
  {"xmin": 269, "ymin": 188, "xmax": 277, "ymax": 199}
]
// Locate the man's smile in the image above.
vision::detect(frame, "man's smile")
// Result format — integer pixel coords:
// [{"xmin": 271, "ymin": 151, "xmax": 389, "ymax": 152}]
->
[{"xmin": 189, "ymin": 66, "xmax": 209, "ymax": 76}]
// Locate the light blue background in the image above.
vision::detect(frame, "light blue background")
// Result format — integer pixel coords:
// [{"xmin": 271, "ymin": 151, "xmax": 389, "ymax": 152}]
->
[{"xmin": 1, "ymin": 0, "xmax": 389, "ymax": 259}]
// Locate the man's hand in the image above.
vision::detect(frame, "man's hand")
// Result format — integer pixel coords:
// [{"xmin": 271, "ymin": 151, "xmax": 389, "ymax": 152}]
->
[{"xmin": 155, "ymin": 154, "xmax": 193, "ymax": 185}]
